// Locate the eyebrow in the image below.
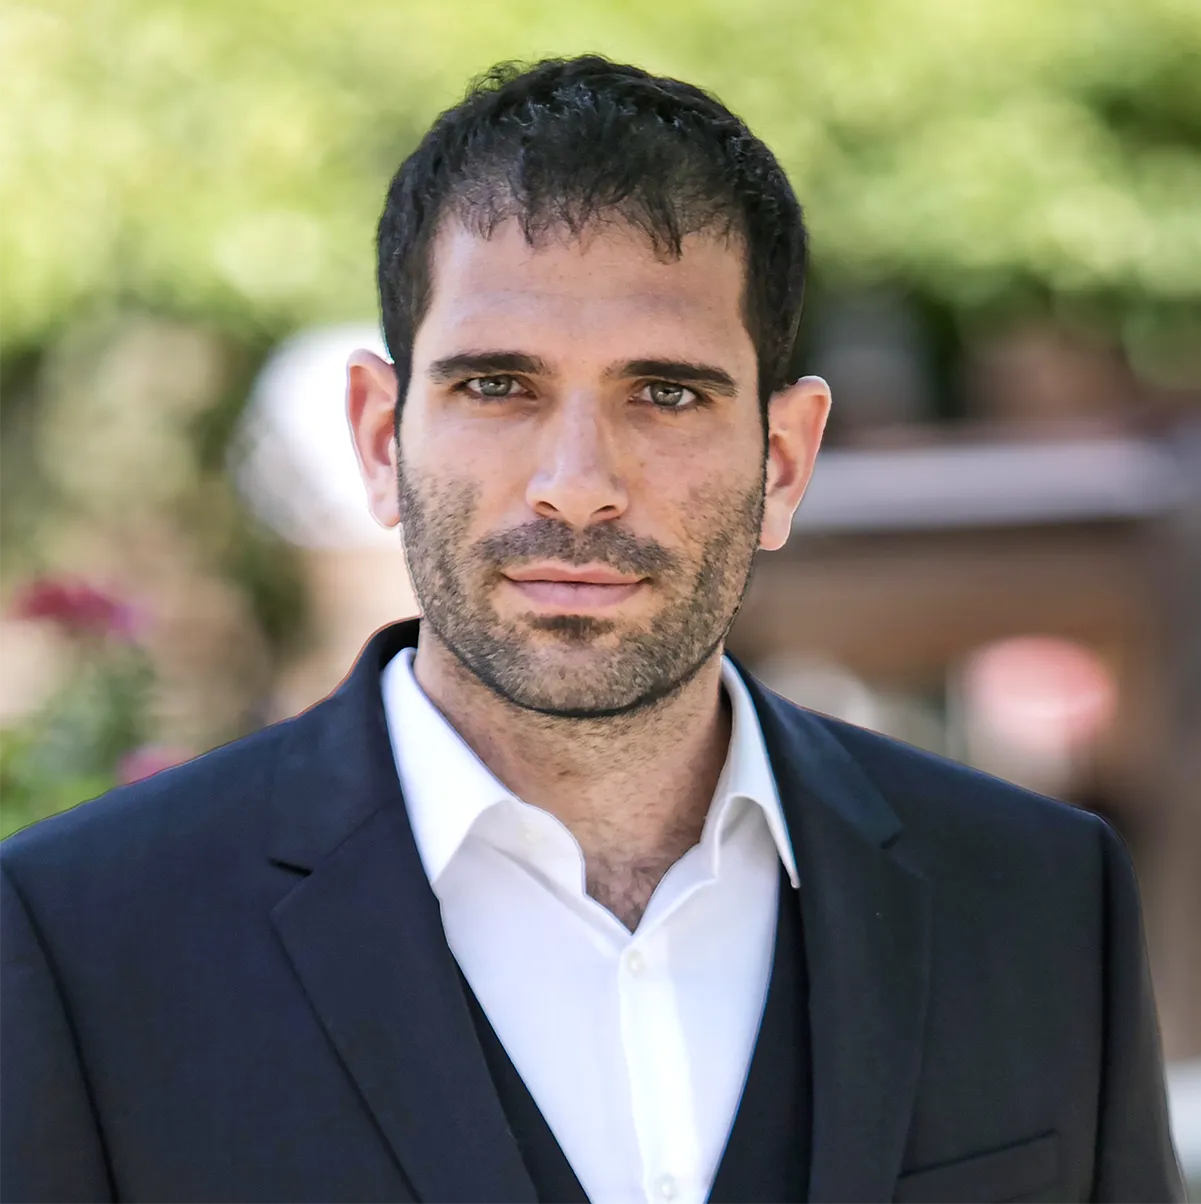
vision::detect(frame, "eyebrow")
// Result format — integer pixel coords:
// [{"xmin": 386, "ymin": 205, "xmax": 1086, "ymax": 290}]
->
[
  {"xmin": 426, "ymin": 351, "xmax": 551, "ymax": 383},
  {"xmin": 426, "ymin": 350, "xmax": 739, "ymax": 398},
  {"xmin": 609, "ymin": 359, "xmax": 739, "ymax": 398}
]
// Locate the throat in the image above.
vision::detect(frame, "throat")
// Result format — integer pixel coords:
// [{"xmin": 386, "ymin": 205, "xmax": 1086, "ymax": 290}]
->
[
  {"xmin": 585, "ymin": 847, "xmax": 696, "ymax": 932},
  {"xmin": 574, "ymin": 785, "xmax": 712, "ymax": 931}
]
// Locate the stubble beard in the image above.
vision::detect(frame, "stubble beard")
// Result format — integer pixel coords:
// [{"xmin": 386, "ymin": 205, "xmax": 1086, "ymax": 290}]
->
[{"xmin": 398, "ymin": 461, "xmax": 765, "ymax": 719}]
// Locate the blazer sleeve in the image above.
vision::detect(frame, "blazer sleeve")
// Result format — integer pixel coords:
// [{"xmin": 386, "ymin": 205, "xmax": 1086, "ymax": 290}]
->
[
  {"xmin": 1, "ymin": 863, "xmax": 114, "ymax": 1203},
  {"xmin": 1090, "ymin": 818, "xmax": 1186, "ymax": 1203}
]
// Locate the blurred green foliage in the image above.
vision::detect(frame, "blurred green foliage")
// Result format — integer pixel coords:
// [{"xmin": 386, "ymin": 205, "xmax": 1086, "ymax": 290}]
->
[
  {"xmin": 0, "ymin": 734, "xmax": 113, "ymax": 838},
  {"xmin": 1, "ymin": 0, "xmax": 1198, "ymax": 789},
  {"xmin": 3, "ymin": 0, "xmax": 1200, "ymax": 358},
  {"xmin": 0, "ymin": 631, "xmax": 151, "ymax": 838}
]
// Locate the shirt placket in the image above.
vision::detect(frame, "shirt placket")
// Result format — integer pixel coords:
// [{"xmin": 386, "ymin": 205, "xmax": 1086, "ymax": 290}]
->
[{"xmin": 618, "ymin": 925, "xmax": 704, "ymax": 1204}]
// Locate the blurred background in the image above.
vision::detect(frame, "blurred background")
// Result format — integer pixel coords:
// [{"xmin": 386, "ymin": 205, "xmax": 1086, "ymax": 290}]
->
[{"xmin": 1, "ymin": 0, "xmax": 1198, "ymax": 1182}]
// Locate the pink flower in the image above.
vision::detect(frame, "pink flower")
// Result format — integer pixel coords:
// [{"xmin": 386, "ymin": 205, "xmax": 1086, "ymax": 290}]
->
[
  {"xmin": 116, "ymin": 745, "xmax": 190, "ymax": 785},
  {"xmin": 10, "ymin": 578, "xmax": 143, "ymax": 641}
]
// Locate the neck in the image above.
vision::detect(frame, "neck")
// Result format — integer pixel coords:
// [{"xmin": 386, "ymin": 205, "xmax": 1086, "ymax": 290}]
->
[{"xmin": 411, "ymin": 629, "xmax": 732, "ymax": 930}]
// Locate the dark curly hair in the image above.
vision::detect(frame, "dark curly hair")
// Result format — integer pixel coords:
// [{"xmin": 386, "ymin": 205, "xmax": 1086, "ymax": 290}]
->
[{"xmin": 377, "ymin": 56, "xmax": 808, "ymax": 426}]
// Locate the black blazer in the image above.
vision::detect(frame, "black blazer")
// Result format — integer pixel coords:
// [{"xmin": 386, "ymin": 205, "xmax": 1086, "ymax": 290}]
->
[{"xmin": 1, "ymin": 621, "xmax": 1184, "ymax": 1203}]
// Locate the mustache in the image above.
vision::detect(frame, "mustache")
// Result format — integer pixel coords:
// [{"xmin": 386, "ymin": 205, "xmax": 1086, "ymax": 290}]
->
[{"xmin": 474, "ymin": 519, "xmax": 679, "ymax": 577}]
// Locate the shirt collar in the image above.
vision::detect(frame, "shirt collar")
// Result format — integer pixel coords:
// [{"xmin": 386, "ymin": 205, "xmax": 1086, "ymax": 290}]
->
[
  {"xmin": 712, "ymin": 656, "xmax": 800, "ymax": 887},
  {"xmin": 381, "ymin": 646, "xmax": 515, "ymax": 885},
  {"xmin": 381, "ymin": 647, "xmax": 798, "ymax": 889}
]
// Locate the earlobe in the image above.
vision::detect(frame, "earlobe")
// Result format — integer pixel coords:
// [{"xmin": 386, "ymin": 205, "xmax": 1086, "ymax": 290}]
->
[
  {"xmin": 346, "ymin": 349, "xmax": 402, "ymax": 529},
  {"xmin": 759, "ymin": 375, "xmax": 831, "ymax": 552}
]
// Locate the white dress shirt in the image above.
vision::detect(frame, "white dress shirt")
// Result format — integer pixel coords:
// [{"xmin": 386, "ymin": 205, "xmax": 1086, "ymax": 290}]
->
[{"xmin": 381, "ymin": 648, "xmax": 798, "ymax": 1204}]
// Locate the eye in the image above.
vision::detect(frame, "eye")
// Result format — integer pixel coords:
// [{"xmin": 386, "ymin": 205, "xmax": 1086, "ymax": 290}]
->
[
  {"xmin": 463, "ymin": 375, "xmax": 521, "ymax": 398},
  {"xmin": 638, "ymin": 381, "xmax": 700, "ymax": 411}
]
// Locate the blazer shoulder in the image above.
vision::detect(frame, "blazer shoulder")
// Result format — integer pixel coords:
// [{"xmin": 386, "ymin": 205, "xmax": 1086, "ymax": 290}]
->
[{"xmin": 781, "ymin": 694, "xmax": 1109, "ymax": 859}]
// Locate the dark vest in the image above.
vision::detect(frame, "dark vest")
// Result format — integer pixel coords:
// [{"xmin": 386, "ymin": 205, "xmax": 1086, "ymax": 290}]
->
[{"xmin": 460, "ymin": 866, "xmax": 812, "ymax": 1203}]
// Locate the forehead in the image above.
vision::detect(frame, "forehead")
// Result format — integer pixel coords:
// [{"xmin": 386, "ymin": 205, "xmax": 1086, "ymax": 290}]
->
[{"xmin": 413, "ymin": 218, "xmax": 755, "ymax": 371}]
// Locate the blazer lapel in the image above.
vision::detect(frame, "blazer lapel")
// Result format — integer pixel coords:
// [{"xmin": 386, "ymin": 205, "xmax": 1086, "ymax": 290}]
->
[
  {"xmin": 267, "ymin": 622, "xmax": 535, "ymax": 1204},
  {"xmin": 744, "ymin": 673, "xmax": 933, "ymax": 1204}
]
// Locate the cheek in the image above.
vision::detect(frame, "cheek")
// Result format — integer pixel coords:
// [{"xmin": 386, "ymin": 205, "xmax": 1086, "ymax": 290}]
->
[
  {"xmin": 401, "ymin": 456, "xmax": 515, "ymax": 558},
  {"xmin": 690, "ymin": 470, "xmax": 762, "ymax": 530},
  {"xmin": 643, "ymin": 436, "xmax": 764, "ymax": 519},
  {"xmin": 630, "ymin": 473, "xmax": 758, "ymax": 577},
  {"xmin": 402, "ymin": 410, "xmax": 503, "ymax": 496},
  {"xmin": 405, "ymin": 398, "xmax": 533, "ymax": 486}
]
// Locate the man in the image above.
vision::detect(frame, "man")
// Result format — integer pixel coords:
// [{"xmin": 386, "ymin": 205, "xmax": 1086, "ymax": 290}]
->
[{"xmin": 0, "ymin": 57, "xmax": 1184, "ymax": 1204}]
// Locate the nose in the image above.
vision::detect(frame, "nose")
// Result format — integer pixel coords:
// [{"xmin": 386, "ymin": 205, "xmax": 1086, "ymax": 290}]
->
[{"xmin": 525, "ymin": 393, "xmax": 629, "ymax": 528}]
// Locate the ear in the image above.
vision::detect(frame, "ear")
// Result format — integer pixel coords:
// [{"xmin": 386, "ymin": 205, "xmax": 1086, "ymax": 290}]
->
[
  {"xmin": 760, "ymin": 375, "xmax": 831, "ymax": 551},
  {"xmin": 347, "ymin": 349, "xmax": 401, "ymax": 529}
]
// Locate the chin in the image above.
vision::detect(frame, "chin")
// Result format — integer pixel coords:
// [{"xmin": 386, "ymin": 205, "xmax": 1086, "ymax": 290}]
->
[
  {"xmin": 502, "ymin": 684, "xmax": 659, "ymax": 721},
  {"xmin": 488, "ymin": 647, "xmax": 687, "ymax": 720},
  {"xmin": 523, "ymin": 613, "xmax": 621, "ymax": 643}
]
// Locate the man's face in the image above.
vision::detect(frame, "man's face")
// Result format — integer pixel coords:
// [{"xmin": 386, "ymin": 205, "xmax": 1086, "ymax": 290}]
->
[{"xmin": 391, "ymin": 218, "xmax": 774, "ymax": 717}]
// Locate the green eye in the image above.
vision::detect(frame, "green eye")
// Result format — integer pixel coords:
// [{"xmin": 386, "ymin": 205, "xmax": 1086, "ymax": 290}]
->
[
  {"xmin": 472, "ymin": 376, "xmax": 515, "ymax": 397},
  {"xmin": 648, "ymin": 382, "xmax": 689, "ymax": 408}
]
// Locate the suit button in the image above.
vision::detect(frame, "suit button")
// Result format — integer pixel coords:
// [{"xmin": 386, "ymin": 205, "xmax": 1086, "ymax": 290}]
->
[{"xmin": 657, "ymin": 1173, "xmax": 678, "ymax": 1199}]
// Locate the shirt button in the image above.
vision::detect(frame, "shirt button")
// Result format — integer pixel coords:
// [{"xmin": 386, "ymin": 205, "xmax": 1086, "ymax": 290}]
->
[
  {"xmin": 624, "ymin": 949, "xmax": 646, "ymax": 976},
  {"xmin": 657, "ymin": 1173, "xmax": 678, "ymax": 1199}
]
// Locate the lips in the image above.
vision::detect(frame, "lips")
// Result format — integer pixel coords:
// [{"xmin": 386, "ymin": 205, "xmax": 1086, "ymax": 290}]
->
[
  {"xmin": 502, "ymin": 564, "xmax": 646, "ymax": 612},
  {"xmin": 505, "ymin": 563, "xmax": 641, "ymax": 586}
]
